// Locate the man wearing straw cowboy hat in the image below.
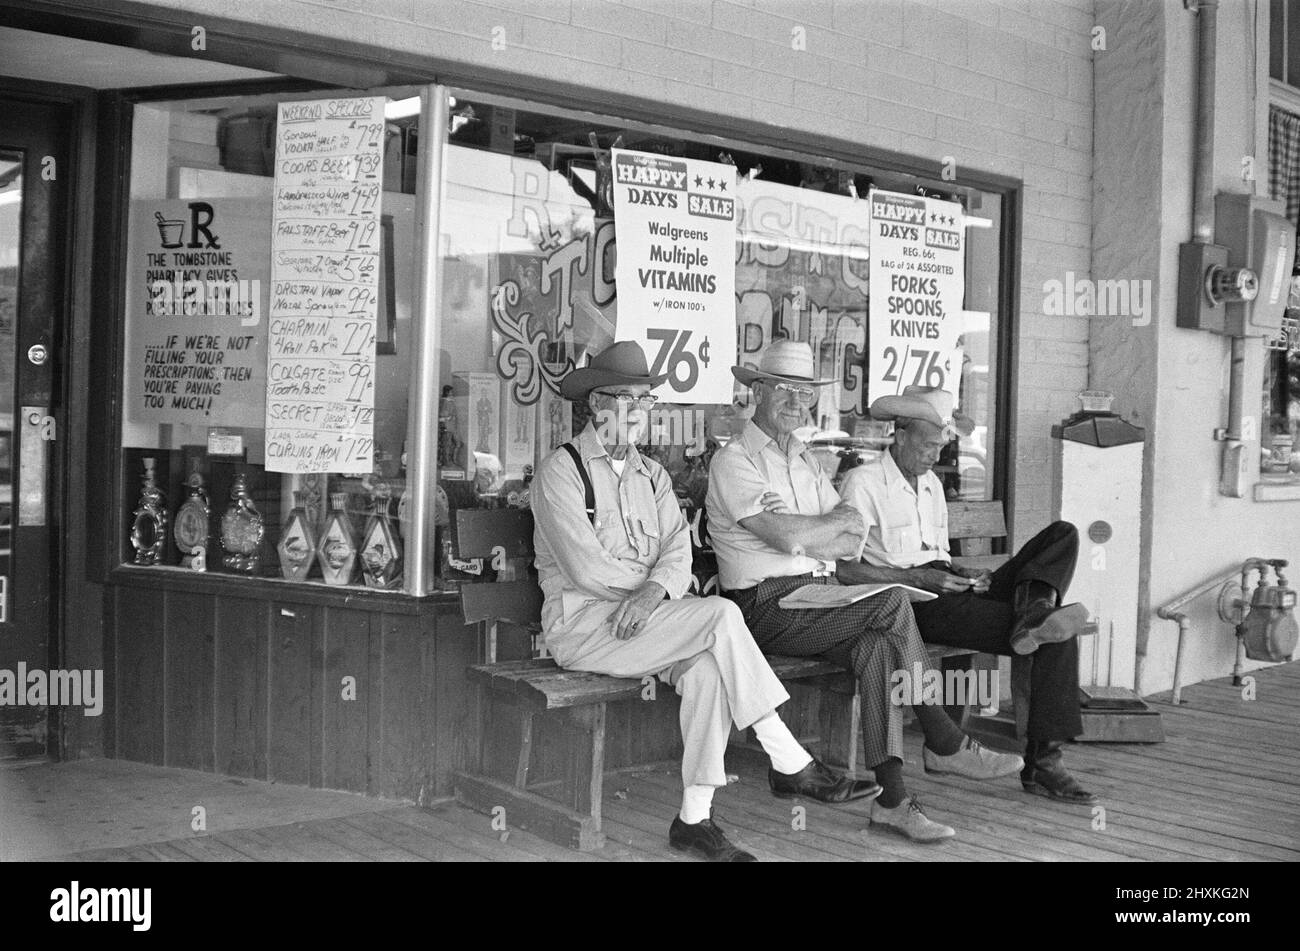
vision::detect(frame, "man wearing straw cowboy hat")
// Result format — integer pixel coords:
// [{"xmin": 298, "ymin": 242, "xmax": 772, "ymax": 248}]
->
[
  {"xmin": 531, "ymin": 341, "xmax": 880, "ymax": 863},
  {"xmin": 707, "ymin": 340, "xmax": 1023, "ymax": 843},
  {"xmin": 838, "ymin": 384, "xmax": 1098, "ymax": 805}
]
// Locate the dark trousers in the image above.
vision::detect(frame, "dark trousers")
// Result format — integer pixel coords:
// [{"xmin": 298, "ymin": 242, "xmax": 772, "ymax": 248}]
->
[
  {"xmin": 726, "ymin": 575, "xmax": 933, "ymax": 767},
  {"xmin": 911, "ymin": 520, "xmax": 1084, "ymax": 742}
]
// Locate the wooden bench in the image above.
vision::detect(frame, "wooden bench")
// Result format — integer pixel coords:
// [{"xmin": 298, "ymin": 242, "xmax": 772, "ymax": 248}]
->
[{"xmin": 451, "ymin": 500, "xmax": 1009, "ymax": 851}]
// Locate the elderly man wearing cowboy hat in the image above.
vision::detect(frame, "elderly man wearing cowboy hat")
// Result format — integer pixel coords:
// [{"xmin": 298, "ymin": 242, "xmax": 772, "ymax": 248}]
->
[
  {"xmin": 837, "ymin": 384, "xmax": 1098, "ymax": 806},
  {"xmin": 707, "ymin": 341, "xmax": 1023, "ymax": 843},
  {"xmin": 530, "ymin": 341, "xmax": 880, "ymax": 863}
]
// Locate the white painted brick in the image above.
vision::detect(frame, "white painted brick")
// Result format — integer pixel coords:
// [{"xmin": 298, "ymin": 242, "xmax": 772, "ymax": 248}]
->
[
  {"xmin": 621, "ymin": 38, "xmax": 713, "ymax": 85},
  {"xmin": 520, "ymin": 14, "xmax": 623, "ymax": 64},
  {"xmin": 799, "ymin": 24, "xmax": 870, "ymax": 65},
  {"xmin": 1023, "ymin": 39, "xmax": 1070, "ymax": 96},
  {"xmin": 572, "ymin": 0, "xmax": 668, "ymax": 40},
  {"xmin": 711, "ymin": 0, "xmax": 799, "ymax": 39},
  {"xmin": 997, "ymin": 80, "xmax": 1056, "ymax": 118},
  {"xmin": 411, "ymin": 0, "xmax": 525, "ymax": 37},
  {"xmin": 713, "ymin": 60, "xmax": 795, "ymax": 104},
  {"xmin": 934, "ymin": 63, "xmax": 998, "ymax": 103},
  {"xmin": 866, "ymin": 42, "xmax": 936, "ymax": 84},
  {"xmin": 304, "ymin": 0, "xmax": 413, "ymax": 19},
  {"xmin": 755, "ymin": 0, "xmax": 836, "ymax": 27},
  {"xmin": 901, "ymin": 5, "xmax": 970, "ymax": 62},
  {"xmin": 846, "ymin": 0, "xmax": 904, "ymax": 46},
  {"xmin": 632, "ymin": 0, "xmax": 715, "ymax": 26},
  {"xmin": 475, "ymin": 0, "xmax": 571, "ymax": 22},
  {"xmin": 672, "ymin": 23, "xmax": 757, "ymax": 65},
  {"xmin": 752, "ymin": 37, "xmax": 834, "ymax": 85},
  {"xmin": 823, "ymin": 61, "xmax": 875, "ymax": 96}
]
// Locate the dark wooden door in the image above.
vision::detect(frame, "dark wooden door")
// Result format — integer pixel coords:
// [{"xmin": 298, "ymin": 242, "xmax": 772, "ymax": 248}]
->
[{"xmin": 0, "ymin": 95, "xmax": 72, "ymax": 758}]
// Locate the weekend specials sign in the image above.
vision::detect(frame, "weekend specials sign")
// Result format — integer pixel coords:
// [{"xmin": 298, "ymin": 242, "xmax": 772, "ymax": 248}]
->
[
  {"xmin": 866, "ymin": 189, "xmax": 965, "ymax": 405},
  {"xmin": 265, "ymin": 96, "xmax": 385, "ymax": 473},
  {"xmin": 611, "ymin": 148, "xmax": 736, "ymax": 405},
  {"xmin": 124, "ymin": 198, "xmax": 269, "ymax": 427}
]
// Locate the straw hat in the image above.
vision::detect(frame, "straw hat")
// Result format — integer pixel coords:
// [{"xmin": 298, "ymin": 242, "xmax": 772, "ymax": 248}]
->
[
  {"xmin": 869, "ymin": 385, "xmax": 974, "ymax": 439},
  {"xmin": 731, "ymin": 339, "xmax": 834, "ymax": 387},
  {"xmin": 559, "ymin": 341, "xmax": 668, "ymax": 401}
]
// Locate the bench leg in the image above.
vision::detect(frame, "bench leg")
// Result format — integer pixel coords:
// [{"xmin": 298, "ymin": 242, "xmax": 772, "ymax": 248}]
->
[
  {"xmin": 567, "ymin": 704, "xmax": 606, "ymax": 833},
  {"xmin": 515, "ymin": 709, "xmax": 535, "ymax": 789}
]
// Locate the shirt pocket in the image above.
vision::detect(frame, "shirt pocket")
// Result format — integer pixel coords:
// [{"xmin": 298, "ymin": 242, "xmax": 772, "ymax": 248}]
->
[
  {"xmin": 636, "ymin": 516, "xmax": 660, "ymax": 560},
  {"xmin": 882, "ymin": 519, "xmax": 921, "ymax": 554},
  {"xmin": 593, "ymin": 506, "xmax": 626, "ymax": 555}
]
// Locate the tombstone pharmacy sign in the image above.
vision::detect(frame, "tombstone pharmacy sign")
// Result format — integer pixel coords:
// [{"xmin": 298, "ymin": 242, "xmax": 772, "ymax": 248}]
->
[
  {"xmin": 265, "ymin": 96, "xmax": 385, "ymax": 474},
  {"xmin": 866, "ymin": 189, "xmax": 965, "ymax": 405},
  {"xmin": 123, "ymin": 199, "xmax": 268, "ymax": 427},
  {"xmin": 611, "ymin": 148, "xmax": 736, "ymax": 405}
]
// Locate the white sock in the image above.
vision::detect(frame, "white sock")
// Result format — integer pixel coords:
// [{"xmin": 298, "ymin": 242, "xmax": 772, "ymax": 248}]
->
[
  {"xmin": 752, "ymin": 712, "xmax": 814, "ymax": 775},
  {"xmin": 679, "ymin": 784, "xmax": 715, "ymax": 824}
]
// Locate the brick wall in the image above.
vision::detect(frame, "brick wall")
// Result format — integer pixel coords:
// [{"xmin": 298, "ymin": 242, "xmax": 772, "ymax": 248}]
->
[{"xmin": 115, "ymin": 0, "xmax": 1097, "ymax": 539}]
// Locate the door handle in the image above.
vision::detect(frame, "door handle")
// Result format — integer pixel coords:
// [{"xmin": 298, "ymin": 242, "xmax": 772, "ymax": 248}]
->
[{"xmin": 18, "ymin": 406, "xmax": 50, "ymax": 527}]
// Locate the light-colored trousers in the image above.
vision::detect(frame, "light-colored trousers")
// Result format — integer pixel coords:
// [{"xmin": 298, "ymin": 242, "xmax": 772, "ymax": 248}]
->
[{"xmin": 545, "ymin": 596, "xmax": 790, "ymax": 788}]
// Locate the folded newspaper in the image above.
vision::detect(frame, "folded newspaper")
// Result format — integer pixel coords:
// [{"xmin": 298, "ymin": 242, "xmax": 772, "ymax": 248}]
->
[{"xmin": 778, "ymin": 582, "xmax": 938, "ymax": 609}]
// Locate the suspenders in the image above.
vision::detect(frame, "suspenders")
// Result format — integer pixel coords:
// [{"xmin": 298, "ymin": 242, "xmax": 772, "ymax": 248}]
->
[
  {"xmin": 561, "ymin": 443, "xmax": 597, "ymax": 526},
  {"xmin": 561, "ymin": 441, "xmax": 660, "ymax": 528}
]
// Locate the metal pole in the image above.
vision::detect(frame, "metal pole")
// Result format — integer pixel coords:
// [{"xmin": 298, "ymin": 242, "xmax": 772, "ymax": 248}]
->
[
  {"xmin": 1191, "ymin": 0, "xmax": 1218, "ymax": 244},
  {"xmin": 404, "ymin": 85, "xmax": 449, "ymax": 597}
]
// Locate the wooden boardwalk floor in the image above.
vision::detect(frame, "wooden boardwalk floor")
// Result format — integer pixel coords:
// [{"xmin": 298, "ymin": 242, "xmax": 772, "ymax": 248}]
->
[{"xmin": 8, "ymin": 662, "xmax": 1299, "ymax": 862}]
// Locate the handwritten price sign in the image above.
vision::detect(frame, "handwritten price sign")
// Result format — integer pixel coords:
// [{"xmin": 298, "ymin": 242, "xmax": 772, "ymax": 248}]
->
[{"xmin": 265, "ymin": 95, "xmax": 385, "ymax": 473}]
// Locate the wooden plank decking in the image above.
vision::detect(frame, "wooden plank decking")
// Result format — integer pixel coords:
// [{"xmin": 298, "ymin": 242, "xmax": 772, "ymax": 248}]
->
[{"xmin": 7, "ymin": 662, "xmax": 1298, "ymax": 862}]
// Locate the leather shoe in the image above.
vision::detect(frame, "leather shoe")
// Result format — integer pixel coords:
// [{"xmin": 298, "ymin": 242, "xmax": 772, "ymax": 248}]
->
[
  {"xmin": 769, "ymin": 757, "xmax": 882, "ymax": 804},
  {"xmin": 669, "ymin": 815, "xmax": 757, "ymax": 861},
  {"xmin": 1021, "ymin": 739, "xmax": 1099, "ymax": 805}
]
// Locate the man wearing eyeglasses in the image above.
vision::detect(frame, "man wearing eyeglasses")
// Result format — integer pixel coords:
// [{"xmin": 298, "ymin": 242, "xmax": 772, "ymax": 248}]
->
[
  {"xmin": 531, "ymin": 341, "xmax": 880, "ymax": 863},
  {"xmin": 707, "ymin": 340, "xmax": 1023, "ymax": 843}
]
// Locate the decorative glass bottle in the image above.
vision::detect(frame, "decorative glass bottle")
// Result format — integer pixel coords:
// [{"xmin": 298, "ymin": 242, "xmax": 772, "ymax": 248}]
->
[
  {"xmin": 360, "ymin": 480, "xmax": 402, "ymax": 589},
  {"xmin": 316, "ymin": 491, "xmax": 358, "ymax": 586},
  {"xmin": 219, "ymin": 470, "xmax": 264, "ymax": 574},
  {"xmin": 130, "ymin": 457, "xmax": 167, "ymax": 566},
  {"xmin": 173, "ymin": 461, "xmax": 210, "ymax": 571},
  {"xmin": 277, "ymin": 490, "xmax": 317, "ymax": 581}
]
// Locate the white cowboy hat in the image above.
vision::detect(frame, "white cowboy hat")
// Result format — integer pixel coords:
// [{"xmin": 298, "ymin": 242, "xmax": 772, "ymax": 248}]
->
[
  {"xmin": 869, "ymin": 385, "xmax": 975, "ymax": 438},
  {"xmin": 731, "ymin": 339, "xmax": 834, "ymax": 387}
]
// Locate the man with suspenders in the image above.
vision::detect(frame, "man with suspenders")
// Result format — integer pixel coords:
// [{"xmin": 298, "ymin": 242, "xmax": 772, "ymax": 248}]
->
[{"xmin": 531, "ymin": 342, "xmax": 880, "ymax": 862}]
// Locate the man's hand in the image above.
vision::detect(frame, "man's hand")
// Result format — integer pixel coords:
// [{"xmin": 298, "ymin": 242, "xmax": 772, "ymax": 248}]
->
[
  {"xmin": 610, "ymin": 581, "xmax": 668, "ymax": 640},
  {"xmin": 909, "ymin": 567, "xmax": 976, "ymax": 594},
  {"xmin": 829, "ymin": 500, "xmax": 865, "ymax": 535},
  {"xmin": 952, "ymin": 565, "xmax": 993, "ymax": 594},
  {"xmin": 759, "ymin": 491, "xmax": 790, "ymax": 514}
]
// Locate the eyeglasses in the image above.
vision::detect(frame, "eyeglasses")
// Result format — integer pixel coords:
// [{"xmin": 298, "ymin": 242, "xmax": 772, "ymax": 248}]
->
[
  {"xmin": 594, "ymin": 390, "xmax": 659, "ymax": 409},
  {"xmin": 769, "ymin": 382, "xmax": 818, "ymax": 404}
]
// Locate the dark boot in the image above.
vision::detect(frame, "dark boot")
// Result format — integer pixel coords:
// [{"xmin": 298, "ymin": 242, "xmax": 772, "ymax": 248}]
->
[
  {"xmin": 1009, "ymin": 580, "xmax": 1092, "ymax": 655},
  {"xmin": 1021, "ymin": 739, "xmax": 1099, "ymax": 805}
]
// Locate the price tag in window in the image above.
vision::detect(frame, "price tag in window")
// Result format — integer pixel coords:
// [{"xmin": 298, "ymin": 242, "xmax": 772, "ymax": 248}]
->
[{"xmin": 208, "ymin": 427, "xmax": 244, "ymax": 457}]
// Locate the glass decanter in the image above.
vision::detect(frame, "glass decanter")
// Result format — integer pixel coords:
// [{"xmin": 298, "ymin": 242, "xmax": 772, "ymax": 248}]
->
[
  {"xmin": 172, "ymin": 460, "xmax": 210, "ymax": 571},
  {"xmin": 360, "ymin": 479, "xmax": 402, "ymax": 589},
  {"xmin": 316, "ymin": 491, "xmax": 358, "ymax": 586},
  {"xmin": 130, "ymin": 457, "xmax": 167, "ymax": 566},
  {"xmin": 277, "ymin": 489, "xmax": 317, "ymax": 581},
  {"xmin": 219, "ymin": 470, "xmax": 264, "ymax": 574}
]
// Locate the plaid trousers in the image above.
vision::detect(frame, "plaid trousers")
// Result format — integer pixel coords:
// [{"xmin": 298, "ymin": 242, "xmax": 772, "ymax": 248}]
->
[{"xmin": 726, "ymin": 574, "xmax": 933, "ymax": 768}]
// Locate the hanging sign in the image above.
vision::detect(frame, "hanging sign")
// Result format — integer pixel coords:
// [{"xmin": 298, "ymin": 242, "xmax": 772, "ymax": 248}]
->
[
  {"xmin": 866, "ymin": 189, "xmax": 965, "ymax": 404},
  {"xmin": 125, "ymin": 199, "xmax": 268, "ymax": 427},
  {"xmin": 265, "ymin": 95, "xmax": 385, "ymax": 473},
  {"xmin": 611, "ymin": 148, "xmax": 736, "ymax": 404}
]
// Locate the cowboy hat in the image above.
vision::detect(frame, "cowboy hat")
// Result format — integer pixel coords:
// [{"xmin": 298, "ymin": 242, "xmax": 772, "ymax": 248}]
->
[
  {"xmin": 559, "ymin": 340, "xmax": 668, "ymax": 401},
  {"xmin": 731, "ymin": 339, "xmax": 834, "ymax": 388},
  {"xmin": 869, "ymin": 385, "xmax": 975, "ymax": 438}
]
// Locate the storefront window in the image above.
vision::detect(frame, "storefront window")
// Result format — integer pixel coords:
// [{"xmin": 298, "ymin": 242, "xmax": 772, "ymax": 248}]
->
[
  {"xmin": 1261, "ymin": 288, "xmax": 1300, "ymax": 479},
  {"xmin": 434, "ymin": 91, "xmax": 1008, "ymax": 588},
  {"xmin": 119, "ymin": 88, "xmax": 423, "ymax": 589}
]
